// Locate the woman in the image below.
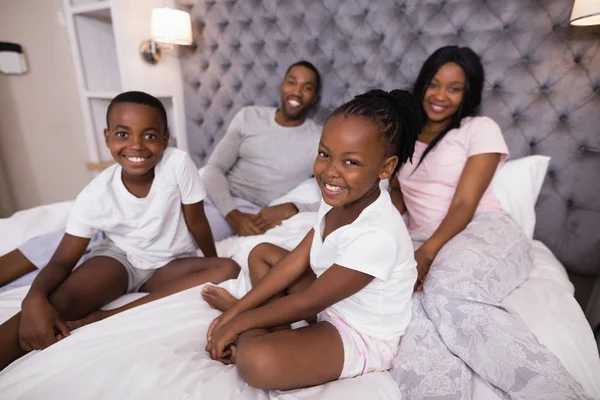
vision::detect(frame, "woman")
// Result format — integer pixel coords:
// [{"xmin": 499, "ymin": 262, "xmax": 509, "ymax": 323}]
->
[{"xmin": 390, "ymin": 46, "xmax": 590, "ymax": 399}]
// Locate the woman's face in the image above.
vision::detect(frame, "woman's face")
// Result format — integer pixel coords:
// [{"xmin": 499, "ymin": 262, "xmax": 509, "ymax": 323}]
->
[{"xmin": 422, "ymin": 62, "xmax": 466, "ymax": 126}]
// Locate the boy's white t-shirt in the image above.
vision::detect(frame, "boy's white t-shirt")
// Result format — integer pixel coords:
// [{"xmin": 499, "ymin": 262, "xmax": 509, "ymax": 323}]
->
[
  {"xmin": 66, "ymin": 147, "xmax": 206, "ymax": 270},
  {"xmin": 310, "ymin": 190, "xmax": 417, "ymax": 343}
]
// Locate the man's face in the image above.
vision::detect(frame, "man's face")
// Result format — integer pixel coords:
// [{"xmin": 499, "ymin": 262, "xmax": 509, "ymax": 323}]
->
[{"xmin": 279, "ymin": 65, "xmax": 318, "ymax": 122}]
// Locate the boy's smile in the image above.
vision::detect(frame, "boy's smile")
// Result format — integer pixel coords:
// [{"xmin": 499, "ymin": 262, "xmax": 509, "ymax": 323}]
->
[{"xmin": 104, "ymin": 102, "xmax": 169, "ymax": 183}]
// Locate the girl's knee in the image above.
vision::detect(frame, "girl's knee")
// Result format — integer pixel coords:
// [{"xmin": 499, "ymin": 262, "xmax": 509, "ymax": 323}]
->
[
  {"xmin": 219, "ymin": 258, "xmax": 240, "ymax": 280},
  {"xmin": 248, "ymin": 243, "xmax": 272, "ymax": 264},
  {"xmin": 236, "ymin": 342, "xmax": 279, "ymax": 389}
]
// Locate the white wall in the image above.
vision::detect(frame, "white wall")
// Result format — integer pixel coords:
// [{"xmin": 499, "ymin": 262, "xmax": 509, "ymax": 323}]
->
[{"xmin": 0, "ymin": 0, "xmax": 92, "ymax": 213}]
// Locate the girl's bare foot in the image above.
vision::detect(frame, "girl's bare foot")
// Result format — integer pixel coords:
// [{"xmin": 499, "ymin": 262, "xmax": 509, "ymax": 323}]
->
[{"xmin": 202, "ymin": 285, "xmax": 238, "ymax": 311}]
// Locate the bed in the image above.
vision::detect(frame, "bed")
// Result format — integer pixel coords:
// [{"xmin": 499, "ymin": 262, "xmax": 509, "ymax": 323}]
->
[{"xmin": 1, "ymin": 0, "xmax": 600, "ymax": 398}]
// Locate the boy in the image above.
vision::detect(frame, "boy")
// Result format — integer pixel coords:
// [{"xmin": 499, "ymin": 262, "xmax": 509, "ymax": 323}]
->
[{"xmin": 0, "ymin": 91, "xmax": 239, "ymax": 371}]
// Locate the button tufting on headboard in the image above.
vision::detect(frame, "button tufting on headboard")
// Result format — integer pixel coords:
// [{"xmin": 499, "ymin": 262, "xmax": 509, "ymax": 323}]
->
[{"xmin": 178, "ymin": 0, "xmax": 600, "ymax": 276}]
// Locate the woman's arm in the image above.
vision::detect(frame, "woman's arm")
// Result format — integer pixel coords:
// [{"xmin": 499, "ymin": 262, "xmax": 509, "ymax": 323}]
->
[
  {"xmin": 183, "ymin": 200, "xmax": 217, "ymax": 258},
  {"xmin": 390, "ymin": 175, "xmax": 406, "ymax": 215},
  {"xmin": 415, "ymin": 153, "xmax": 501, "ymax": 289}
]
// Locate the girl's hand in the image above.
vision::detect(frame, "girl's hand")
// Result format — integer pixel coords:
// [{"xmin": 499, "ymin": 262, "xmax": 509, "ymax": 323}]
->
[
  {"xmin": 19, "ymin": 293, "xmax": 70, "ymax": 351},
  {"xmin": 66, "ymin": 309, "xmax": 113, "ymax": 331},
  {"xmin": 414, "ymin": 246, "xmax": 436, "ymax": 292},
  {"xmin": 207, "ymin": 309, "xmax": 237, "ymax": 341},
  {"xmin": 205, "ymin": 321, "xmax": 240, "ymax": 361}
]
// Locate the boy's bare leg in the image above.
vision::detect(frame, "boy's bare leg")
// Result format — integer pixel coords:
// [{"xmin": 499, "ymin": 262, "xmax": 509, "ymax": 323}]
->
[
  {"xmin": 0, "ymin": 250, "xmax": 36, "ymax": 288},
  {"xmin": 235, "ymin": 322, "xmax": 344, "ymax": 390},
  {"xmin": 139, "ymin": 257, "xmax": 240, "ymax": 293},
  {"xmin": 0, "ymin": 256, "xmax": 128, "ymax": 371}
]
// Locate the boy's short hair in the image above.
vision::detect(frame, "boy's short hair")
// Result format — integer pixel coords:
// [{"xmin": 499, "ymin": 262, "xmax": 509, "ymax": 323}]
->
[{"xmin": 106, "ymin": 91, "xmax": 168, "ymax": 130}]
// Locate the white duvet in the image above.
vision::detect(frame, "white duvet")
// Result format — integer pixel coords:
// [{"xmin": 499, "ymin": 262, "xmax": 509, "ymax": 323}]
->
[{"xmin": 0, "ymin": 199, "xmax": 599, "ymax": 399}]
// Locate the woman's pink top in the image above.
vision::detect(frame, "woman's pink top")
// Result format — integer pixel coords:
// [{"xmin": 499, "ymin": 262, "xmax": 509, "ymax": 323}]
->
[{"xmin": 398, "ymin": 116, "xmax": 509, "ymax": 234}]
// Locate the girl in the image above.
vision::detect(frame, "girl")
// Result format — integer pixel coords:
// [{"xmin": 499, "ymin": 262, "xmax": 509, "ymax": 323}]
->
[
  {"xmin": 202, "ymin": 90, "xmax": 421, "ymax": 390},
  {"xmin": 0, "ymin": 91, "xmax": 239, "ymax": 371},
  {"xmin": 391, "ymin": 46, "xmax": 590, "ymax": 399}
]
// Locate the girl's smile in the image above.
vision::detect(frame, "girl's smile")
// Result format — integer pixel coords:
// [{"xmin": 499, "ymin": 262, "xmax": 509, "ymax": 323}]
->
[{"xmin": 314, "ymin": 114, "xmax": 391, "ymax": 210}]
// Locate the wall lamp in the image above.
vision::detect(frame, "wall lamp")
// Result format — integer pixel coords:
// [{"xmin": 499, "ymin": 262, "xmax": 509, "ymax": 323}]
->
[
  {"xmin": 570, "ymin": 0, "xmax": 600, "ymax": 26},
  {"xmin": 140, "ymin": 8, "xmax": 193, "ymax": 64}
]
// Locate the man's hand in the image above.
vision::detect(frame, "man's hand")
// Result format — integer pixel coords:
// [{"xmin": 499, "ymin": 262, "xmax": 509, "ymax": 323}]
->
[
  {"xmin": 225, "ymin": 210, "xmax": 264, "ymax": 236},
  {"xmin": 252, "ymin": 203, "xmax": 298, "ymax": 232}
]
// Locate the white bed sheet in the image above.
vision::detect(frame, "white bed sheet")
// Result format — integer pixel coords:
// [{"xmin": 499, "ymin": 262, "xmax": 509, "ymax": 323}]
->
[{"xmin": 0, "ymin": 202, "xmax": 598, "ymax": 399}]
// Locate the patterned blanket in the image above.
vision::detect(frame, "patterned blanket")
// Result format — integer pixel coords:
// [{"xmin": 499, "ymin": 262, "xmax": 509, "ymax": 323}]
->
[{"xmin": 392, "ymin": 212, "xmax": 592, "ymax": 400}]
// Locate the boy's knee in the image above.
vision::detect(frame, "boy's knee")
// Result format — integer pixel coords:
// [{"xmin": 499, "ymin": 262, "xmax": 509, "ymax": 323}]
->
[{"xmin": 236, "ymin": 342, "xmax": 279, "ymax": 389}]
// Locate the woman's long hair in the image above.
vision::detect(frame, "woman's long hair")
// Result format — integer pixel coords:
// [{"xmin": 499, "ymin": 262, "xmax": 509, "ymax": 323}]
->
[{"xmin": 413, "ymin": 46, "xmax": 484, "ymax": 168}]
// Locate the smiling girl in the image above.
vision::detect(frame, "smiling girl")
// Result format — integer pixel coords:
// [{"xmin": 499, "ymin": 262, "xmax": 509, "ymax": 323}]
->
[{"xmin": 202, "ymin": 89, "xmax": 420, "ymax": 390}]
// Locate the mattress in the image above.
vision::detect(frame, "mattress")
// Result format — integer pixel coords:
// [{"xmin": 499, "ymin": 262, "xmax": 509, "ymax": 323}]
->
[{"xmin": 0, "ymin": 203, "xmax": 598, "ymax": 399}]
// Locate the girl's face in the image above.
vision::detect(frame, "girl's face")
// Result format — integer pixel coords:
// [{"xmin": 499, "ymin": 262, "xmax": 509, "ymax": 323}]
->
[
  {"xmin": 314, "ymin": 114, "xmax": 397, "ymax": 208},
  {"xmin": 104, "ymin": 102, "xmax": 169, "ymax": 179},
  {"xmin": 422, "ymin": 62, "xmax": 466, "ymax": 126}
]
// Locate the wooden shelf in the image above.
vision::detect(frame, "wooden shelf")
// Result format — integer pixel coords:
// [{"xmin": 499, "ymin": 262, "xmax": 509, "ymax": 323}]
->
[
  {"xmin": 86, "ymin": 160, "xmax": 114, "ymax": 171},
  {"xmin": 69, "ymin": 1, "xmax": 111, "ymax": 19},
  {"xmin": 85, "ymin": 91, "xmax": 119, "ymax": 99}
]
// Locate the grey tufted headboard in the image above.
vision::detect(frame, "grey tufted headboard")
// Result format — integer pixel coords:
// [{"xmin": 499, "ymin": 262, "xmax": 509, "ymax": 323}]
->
[{"xmin": 178, "ymin": 0, "xmax": 600, "ymax": 276}]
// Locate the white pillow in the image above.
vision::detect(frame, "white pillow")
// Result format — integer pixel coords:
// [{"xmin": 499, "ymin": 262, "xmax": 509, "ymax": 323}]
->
[
  {"xmin": 207, "ymin": 155, "xmax": 550, "ymax": 240},
  {"xmin": 492, "ymin": 155, "xmax": 550, "ymax": 239}
]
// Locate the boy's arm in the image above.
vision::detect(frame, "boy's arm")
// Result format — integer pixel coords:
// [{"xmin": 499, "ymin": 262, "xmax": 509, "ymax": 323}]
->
[
  {"xmin": 26, "ymin": 233, "xmax": 90, "ymax": 299},
  {"xmin": 182, "ymin": 200, "xmax": 217, "ymax": 257},
  {"xmin": 20, "ymin": 233, "xmax": 90, "ymax": 350}
]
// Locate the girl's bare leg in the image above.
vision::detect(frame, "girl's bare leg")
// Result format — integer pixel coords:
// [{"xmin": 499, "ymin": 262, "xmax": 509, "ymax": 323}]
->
[
  {"xmin": 235, "ymin": 321, "xmax": 344, "ymax": 390},
  {"xmin": 203, "ymin": 243, "xmax": 315, "ymax": 319}
]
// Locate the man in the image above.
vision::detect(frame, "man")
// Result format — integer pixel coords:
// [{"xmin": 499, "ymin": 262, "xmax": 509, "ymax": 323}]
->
[
  {"xmin": 0, "ymin": 60, "xmax": 322, "ymax": 289},
  {"xmin": 203, "ymin": 60, "xmax": 322, "ymax": 240}
]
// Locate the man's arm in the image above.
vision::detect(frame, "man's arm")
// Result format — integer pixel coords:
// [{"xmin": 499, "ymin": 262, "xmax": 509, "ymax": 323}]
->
[
  {"xmin": 202, "ymin": 110, "xmax": 246, "ymax": 218},
  {"xmin": 203, "ymin": 110, "xmax": 264, "ymax": 236}
]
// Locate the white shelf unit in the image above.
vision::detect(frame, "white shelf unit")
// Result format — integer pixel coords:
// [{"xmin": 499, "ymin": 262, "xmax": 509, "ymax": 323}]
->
[{"xmin": 63, "ymin": 0, "xmax": 188, "ymax": 169}]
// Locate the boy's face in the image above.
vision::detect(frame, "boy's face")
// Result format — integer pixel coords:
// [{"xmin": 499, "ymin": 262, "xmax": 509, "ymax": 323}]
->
[{"xmin": 104, "ymin": 102, "xmax": 169, "ymax": 177}]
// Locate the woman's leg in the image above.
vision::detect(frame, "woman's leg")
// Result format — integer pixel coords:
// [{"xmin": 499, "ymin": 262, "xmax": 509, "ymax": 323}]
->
[
  {"xmin": 0, "ymin": 256, "xmax": 128, "ymax": 371},
  {"xmin": 418, "ymin": 213, "xmax": 589, "ymax": 399},
  {"xmin": 235, "ymin": 321, "xmax": 344, "ymax": 390}
]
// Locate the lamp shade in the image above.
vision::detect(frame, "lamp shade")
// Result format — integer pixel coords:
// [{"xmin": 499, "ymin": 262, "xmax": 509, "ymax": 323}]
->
[
  {"xmin": 570, "ymin": 0, "xmax": 600, "ymax": 26},
  {"xmin": 151, "ymin": 8, "xmax": 193, "ymax": 45}
]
